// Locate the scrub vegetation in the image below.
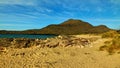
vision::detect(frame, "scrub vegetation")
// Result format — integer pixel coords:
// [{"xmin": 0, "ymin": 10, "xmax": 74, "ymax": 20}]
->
[{"xmin": 100, "ymin": 30, "xmax": 120, "ymax": 54}]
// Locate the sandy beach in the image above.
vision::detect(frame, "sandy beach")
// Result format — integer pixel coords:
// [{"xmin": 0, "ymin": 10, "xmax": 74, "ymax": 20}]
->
[{"xmin": 0, "ymin": 35, "xmax": 120, "ymax": 68}]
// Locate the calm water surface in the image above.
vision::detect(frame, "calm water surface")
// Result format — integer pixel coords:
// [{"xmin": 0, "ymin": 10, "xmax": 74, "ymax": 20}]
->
[{"xmin": 0, "ymin": 34, "xmax": 57, "ymax": 39}]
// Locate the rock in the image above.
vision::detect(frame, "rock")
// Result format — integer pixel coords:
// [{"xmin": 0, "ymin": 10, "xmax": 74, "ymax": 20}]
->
[
  {"xmin": 44, "ymin": 38, "xmax": 60, "ymax": 48},
  {"xmin": 0, "ymin": 46, "xmax": 7, "ymax": 52},
  {"xmin": 0, "ymin": 35, "xmax": 99, "ymax": 48},
  {"xmin": 0, "ymin": 38, "xmax": 13, "ymax": 47},
  {"xmin": 57, "ymin": 35, "xmax": 63, "ymax": 39},
  {"xmin": 80, "ymin": 38, "xmax": 90, "ymax": 46}
]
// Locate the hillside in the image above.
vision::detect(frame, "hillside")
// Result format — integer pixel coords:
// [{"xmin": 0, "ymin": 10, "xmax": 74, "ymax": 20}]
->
[
  {"xmin": 39, "ymin": 19, "xmax": 110, "ymax": 35},
  {"xmin": 0, "ymin": 19, "xmax": 111, "ymax": 35}
]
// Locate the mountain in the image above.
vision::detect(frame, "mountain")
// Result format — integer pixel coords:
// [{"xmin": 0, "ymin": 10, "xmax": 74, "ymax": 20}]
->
[
  {"xmin": 89, "ymin": 25, "xmax": 111, "ymax": 33},
  {"xmin": 38, "ymin": 19, "xmax": 110, "ymax": 34},
  {"xmin": 0, "ymin": 19, "xmax": 111, "ymax": 35}
]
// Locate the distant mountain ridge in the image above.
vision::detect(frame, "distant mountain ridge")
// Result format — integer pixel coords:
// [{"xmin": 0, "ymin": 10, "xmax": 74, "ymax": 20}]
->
[
  {"xmin": 0, "ymin": 19, "xmax": 111, "ymax": 35},
  {"xmin": 38, "ymin": 19, "xmax": 110, "ymax": 34}
]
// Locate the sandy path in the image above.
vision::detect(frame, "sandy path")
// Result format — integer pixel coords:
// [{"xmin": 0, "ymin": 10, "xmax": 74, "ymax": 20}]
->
[{"xmin": 0, "ymin": 37, "xmax": 120, "ymax": 68}]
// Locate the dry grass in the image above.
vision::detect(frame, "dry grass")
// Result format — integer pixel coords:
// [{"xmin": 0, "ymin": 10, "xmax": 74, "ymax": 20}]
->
[
  {"xmin": 101, "ymin": 30, "xmax": 119, "ymax": 38},
  {"xmin": 100, "ymin": 30, "xmax": 120, "ymax": 54},
  {"xmin": 100, "ymin": 35, "xmax": 120, "ymax": 54}
]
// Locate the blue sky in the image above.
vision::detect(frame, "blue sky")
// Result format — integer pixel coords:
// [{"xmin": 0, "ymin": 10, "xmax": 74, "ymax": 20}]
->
[{"xmin": 0, "ymin": 0, "xmax": 120, "ymax": 30}]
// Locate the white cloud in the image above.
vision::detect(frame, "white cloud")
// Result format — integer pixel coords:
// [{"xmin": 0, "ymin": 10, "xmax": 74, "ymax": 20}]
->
[
  {"xmin": 0, "ymin": 0, "xmax": 36, "ymax": 6},
  {"xmin": 0, "ymin": 13, "xmax": 39, "ymax": 23},
  {"xmin": 86, "ymin": 18, "xmax": 120, "ymax": 22},
  {"xmin": 0, "ymin": 23, "xmax": 31, "ymax": 26},
  {"xmin": 89, "ymin": 0, "xmax": 101, "ymax": 4},
  {"xmin": 96, "ymin": 7, "xmax": 104, "ymax": 12},
  {"xmin": 110, "ymin": 0, "xmax": 120, "ymax": 5}
]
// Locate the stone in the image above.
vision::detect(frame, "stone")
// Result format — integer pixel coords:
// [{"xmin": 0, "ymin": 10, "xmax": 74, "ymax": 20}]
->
[{"xmin": 0, "ymin": 46, "xmax": 6, "ymax": 52}]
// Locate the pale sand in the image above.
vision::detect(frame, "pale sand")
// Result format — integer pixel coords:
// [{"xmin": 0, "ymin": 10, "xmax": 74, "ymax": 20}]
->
[{"xmin": 0, "ymin": 35, "xmax": 120, "ymax": 68}]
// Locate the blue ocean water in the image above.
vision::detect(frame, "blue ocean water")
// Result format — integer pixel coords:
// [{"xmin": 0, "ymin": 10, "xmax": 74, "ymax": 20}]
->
[{"xmin": 0, "ymin": 34, "xmax": 57, "ymax": 39}]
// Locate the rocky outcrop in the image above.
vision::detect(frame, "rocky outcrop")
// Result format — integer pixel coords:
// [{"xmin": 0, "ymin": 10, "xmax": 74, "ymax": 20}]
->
[
  {"xmin": 42, "ymin": 35, "xmax": 99, "ymax": 48},
  {"xmin": 0, "ymin": 35, "xmax": 100, "ymax": 49}
]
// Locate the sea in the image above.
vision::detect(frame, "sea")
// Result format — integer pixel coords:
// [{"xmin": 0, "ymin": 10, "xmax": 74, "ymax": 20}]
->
[{"xmin": 0, "ymin": 34, "xmax": 57, "ymax": 39}]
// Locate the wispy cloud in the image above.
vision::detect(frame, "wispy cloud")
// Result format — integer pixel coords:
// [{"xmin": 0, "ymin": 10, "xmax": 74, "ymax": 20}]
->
[
  {"xmin": 0, "ymin": 0, "xmax": 119, "ymax": 18},
  {"xmin": 85, "ymin": 18, "xmax": 120, "ymax": 22},
  {"xmin": 110, "ymin": 0, "xmax": 120, "ymax": 5},
  {"xmin": 0, "ymin": 0, "xmax": 120, "ymax": 30},
  {"xmin": 0, "ymin": 0, "xmax": 36, "ymax": 6},
  {"xmin": 0, "ymin": 23, "xmax": 31, "ymax": 26}
]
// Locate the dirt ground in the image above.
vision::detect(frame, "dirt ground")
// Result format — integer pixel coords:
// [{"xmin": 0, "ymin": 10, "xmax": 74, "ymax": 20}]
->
[{"xmin": 0, "ymin": 35, "xmax": 120, "ymax": 68}]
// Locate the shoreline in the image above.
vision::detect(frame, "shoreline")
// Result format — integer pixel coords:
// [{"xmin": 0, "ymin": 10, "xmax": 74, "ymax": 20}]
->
[
  {"xmin": 0, "ymin": 35, "xmax": 100, "ymax": 49},
  {"xmin": 0, "ymin": 35, "xmax": 120, "ymax": 68}
]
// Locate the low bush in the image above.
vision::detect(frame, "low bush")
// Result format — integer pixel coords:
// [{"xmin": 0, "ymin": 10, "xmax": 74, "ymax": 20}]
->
[
  {"xmin": 100, "ymin": 35, "xmax": 120, "ymax": 54},
  {"xmin": 102, "ymin": 30, "xmax": 119, "ymax": 38}
]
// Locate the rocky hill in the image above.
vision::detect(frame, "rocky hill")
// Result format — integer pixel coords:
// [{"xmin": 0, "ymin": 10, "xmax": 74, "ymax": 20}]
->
[
  {"xmin": 38, "ymin": 19, "xmax": 110, "ymax": 34},
  {"xmin": 0, "ymin": 19, "xmax": 111, "ymax": 35}
]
